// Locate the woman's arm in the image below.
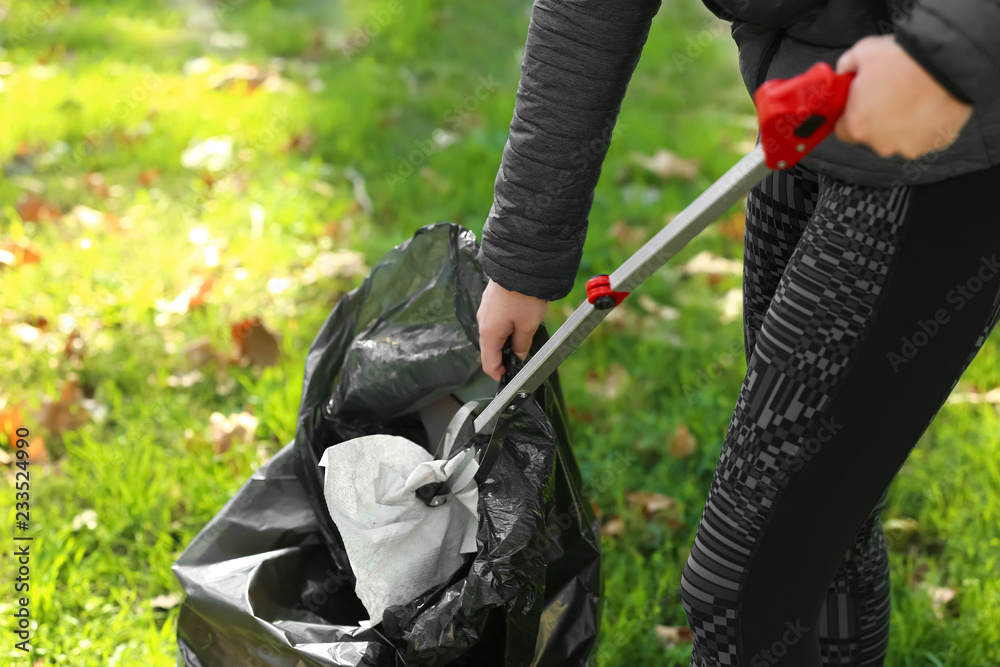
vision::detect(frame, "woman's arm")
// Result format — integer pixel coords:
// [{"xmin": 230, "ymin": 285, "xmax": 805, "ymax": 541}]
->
[
  {"xmin": 479, "ymin": 0, "xmax": 662, "ymax": 302},
  {"xmin": 478, "ymin": 0, "xmax": 661, "ymax": 379}
]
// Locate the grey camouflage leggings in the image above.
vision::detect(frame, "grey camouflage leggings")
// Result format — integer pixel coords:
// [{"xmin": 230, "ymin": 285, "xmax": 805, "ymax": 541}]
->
[{"xmin": 680, "ymin": 163, "xmax": 1000, "ymax": 666}]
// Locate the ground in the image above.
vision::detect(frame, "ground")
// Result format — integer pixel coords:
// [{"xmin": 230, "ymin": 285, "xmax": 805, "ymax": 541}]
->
[{"xmin": 1, "ymin": 0, "xmax": 998, "ymax": 665}]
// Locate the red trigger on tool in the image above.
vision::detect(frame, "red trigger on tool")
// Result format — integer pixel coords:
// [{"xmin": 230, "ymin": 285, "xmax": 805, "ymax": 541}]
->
[{"xmin": 586, "ymin": 275, "xmax": 630, "ymax": 310}]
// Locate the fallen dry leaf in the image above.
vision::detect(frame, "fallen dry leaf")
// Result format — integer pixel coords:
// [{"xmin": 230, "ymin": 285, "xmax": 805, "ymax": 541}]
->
[
  {"xmin": 286, "ymin": 131, "xmax": 317, "ymax": 153},
  {"xmin": 149, "ymin": 592, "xmax": 183, "ymax": 611},
  {"xmin": 71, "ymin": 204, "xmax": 103, "ymax": 228},
  {"xmin": 637, "ymin": 294, "xmax": 680, "ymax": 321},
  {"xmin": 231, "ymin": 316, "xmax": 281, "ymax": 367},
  {"xmin": 922, "ymin": 584, "xmax": 958, "ymax": 620},
  {"xmin": 166, "ymin": 370, "xmax": 203, "ymax": 388},
  {"xmin": 25, "ymin": 313, "xmax": 49, "ymax": 330},
  {"xmin": 187, "ymin": 276, "xmax": 214, "ymax": 310},
  {"xmin": 883, "ymin": 517, "xmax": 920, "ymax": 551},
  {"xmin": 158, "ymin": 276, "xmax": 214, "ymax": 314},
  {"xmin": 138, "ymin": 167, "xmax": 161, "ymax": 187},
  {"xmin": 64, "ymin": 329, "xmax": 85, "ymax": 363},
  {"xmin": 0, "ymin": 239, "xmax": 41, "ymax": 268},
  {"xmin": 70, "ymin": 204, "xmax": 122, "ymax": 234},
  {"xmin": 16, "ymin": 193, "xmax": 61, "ymax": 222},
  {"xmin": 586, "ymin": 364, "xmax": 629, "ymax": 400},
  {"xmin": 678, "ymin": 251, "xmax": 742, "ymax": 276},
  {"xmin": 909, "ymin": 563, "xmax": 931, "ymax": 587},
  {"xmin": 609, "ymin": 219, "xmax": 650, "ymax": 248},
  {"xmin": 0, "ymin": 310, "xmax": 47, "ymax": 329},
  {"xmin": 947, "ymin": 387, "xmax": 1000, "ymax": 405},
  {"xmin": 0, "ymin": 403, "xmax": 49, "ymax": 464},
  {"xmin": 209, "ymin": 410, "xmax": 259, "ymax": 454},
  {"xmin": 181, "ymin": 136, "xmax": 234, "ymax": 173},
  {"xmin": 719, "ymin": 288, "xmax": 743, "ymax": 324},
  {"xmin": 626, "ymin": 491, "xmax": 678, "ymax": 519},
  {"xmin": 36, "ymin": 377, "xmax": 88, "ymax": 438},
  {"xmin": 103, "ymin": 211, "xmax": 127, "ymax": 235},
  {"xmin": 669, "ymin": 424, "xmax": 697, "ymax": 459},
  {"xmin": 631, "ymin": 149, "xmax": 700, "ymax": 180},
  {"xmin": 600, "ymin": 515, "xmax": 625, "ymax": 538},
  {"xmin": 208, "ymin": 63, "xmax": 267, "ymax": 92},
  {"xmin": 655, "ymin": 625, "xmax": 693, "ymax": 647},
  {"xmin": 312, "ymin": 250, "xmax": 368, "ymax": 279}
]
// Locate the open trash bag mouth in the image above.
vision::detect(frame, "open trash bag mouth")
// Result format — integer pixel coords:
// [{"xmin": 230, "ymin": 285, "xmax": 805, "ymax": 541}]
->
[
  {"xmin": 174, "ymin": 223, "xmax": 602, "ymax": 667},
  {"xmin": 318, "ymin": 432, "xmax": 481, "ymax": 625}
]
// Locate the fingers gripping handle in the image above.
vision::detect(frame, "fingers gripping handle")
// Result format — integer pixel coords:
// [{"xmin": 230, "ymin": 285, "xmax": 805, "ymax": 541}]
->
[{"xmin": 755, "ymin": 62, "xmax": 856, "ymax": 170}]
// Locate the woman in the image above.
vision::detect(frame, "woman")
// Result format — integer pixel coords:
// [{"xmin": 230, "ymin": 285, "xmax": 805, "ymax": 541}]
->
[{"xmin": 475, "ymin": 1, "xmax": 1000, "ymax": 665}]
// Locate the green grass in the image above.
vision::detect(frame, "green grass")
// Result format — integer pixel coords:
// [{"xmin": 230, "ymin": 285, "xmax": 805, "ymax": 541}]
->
[{"xmin": 1, "ymin": 0, "xmax": 998, "ymax": 664}]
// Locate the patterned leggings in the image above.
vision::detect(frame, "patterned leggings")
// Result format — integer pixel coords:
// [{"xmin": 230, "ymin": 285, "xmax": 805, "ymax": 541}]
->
[{"xmin": 680, "ymin": 163, "xmax": 1000, "ymax": 666}]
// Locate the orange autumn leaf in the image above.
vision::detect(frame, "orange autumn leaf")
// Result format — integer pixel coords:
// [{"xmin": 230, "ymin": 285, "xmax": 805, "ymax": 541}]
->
[
  {"xmin": 138, "ymin": 168, "xmax": 161, "ymax": 187},
  {"xmin": 103, "ymin": 211, "xmax": 128, "ymax": 235},
  {"xmin": 231, "ymin": 316, "xmax": 280, "ymax": 367},
  {"xmin": 25, "ymin": 314, "xmax": 49, "ymax": 330},
  {"xmin": 0, "ymin": 404, "xmax": 49, "ymax": 464},
  {"xmin": 0, "ymin": 239, "xmax": 41, "ymax": 267},
  {"xmin": 16, "ymin": 194, "xmax": 61, "ymax": 223},
  {"xmin": 186, "ymin": 276, "xmax": 214, "ymax": 309}
]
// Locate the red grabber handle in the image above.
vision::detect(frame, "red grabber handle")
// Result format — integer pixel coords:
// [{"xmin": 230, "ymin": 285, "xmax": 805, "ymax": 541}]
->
[{"xmin": 755, "ymin": 62, "xmax": 856, "ymax": 170}]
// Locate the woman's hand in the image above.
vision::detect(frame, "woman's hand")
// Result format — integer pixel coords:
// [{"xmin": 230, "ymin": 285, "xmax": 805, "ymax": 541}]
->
[
  {"xmin": 835, "ymin": 35, "xmax": 972, "ymax": 160},
  {"xmin": 477, "ymin": 279, "xmax": 549, "ymax": 382}
]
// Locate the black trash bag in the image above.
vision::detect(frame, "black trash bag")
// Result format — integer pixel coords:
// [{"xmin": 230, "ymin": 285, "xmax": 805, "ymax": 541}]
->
[{"xmin": 174, "ymin": 223, "xmax": 602, "ymax": 667}]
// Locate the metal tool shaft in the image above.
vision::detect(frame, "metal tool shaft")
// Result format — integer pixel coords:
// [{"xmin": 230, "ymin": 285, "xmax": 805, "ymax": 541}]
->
[{"xmin": 473, "ymin": 146, "xmax": 770, "ymax": 436}]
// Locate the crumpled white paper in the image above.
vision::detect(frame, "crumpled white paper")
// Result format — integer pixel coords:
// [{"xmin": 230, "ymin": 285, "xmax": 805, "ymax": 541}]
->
[{"xmin": 319, "ymin": 434, "xmax": 480, "ymax": 623}]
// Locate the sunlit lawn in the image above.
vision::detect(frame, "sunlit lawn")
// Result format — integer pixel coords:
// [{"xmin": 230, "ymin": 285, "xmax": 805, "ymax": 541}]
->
[{"xmin": 1, "ymin": 0, "xmax": 998, "ymax": 664}]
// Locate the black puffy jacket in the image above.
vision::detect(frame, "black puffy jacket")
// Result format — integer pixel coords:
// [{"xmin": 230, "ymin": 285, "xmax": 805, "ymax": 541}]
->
[{"xmin": 479, "ymin": 0, "xmax": 1000, "ymax": 301}]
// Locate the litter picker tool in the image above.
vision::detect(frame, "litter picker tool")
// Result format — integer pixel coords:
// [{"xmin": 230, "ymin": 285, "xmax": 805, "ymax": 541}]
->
[
  {"xmin": 478, "ymin": 63, "xmax": 854, "ymax": 431},
  {"xmin": 423, "ymin": 63, "xmax": 857, "ymax": 505}
]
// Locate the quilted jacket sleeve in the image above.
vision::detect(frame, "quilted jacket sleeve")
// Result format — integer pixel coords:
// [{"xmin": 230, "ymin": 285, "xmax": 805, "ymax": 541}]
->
[
  {"xmin": 479, "ymin": 0, "xmax": 662, "ymax": 301},
  {"xmin": 894, "ymin": 0, "xmax": 1000, "ymax": 110}
]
